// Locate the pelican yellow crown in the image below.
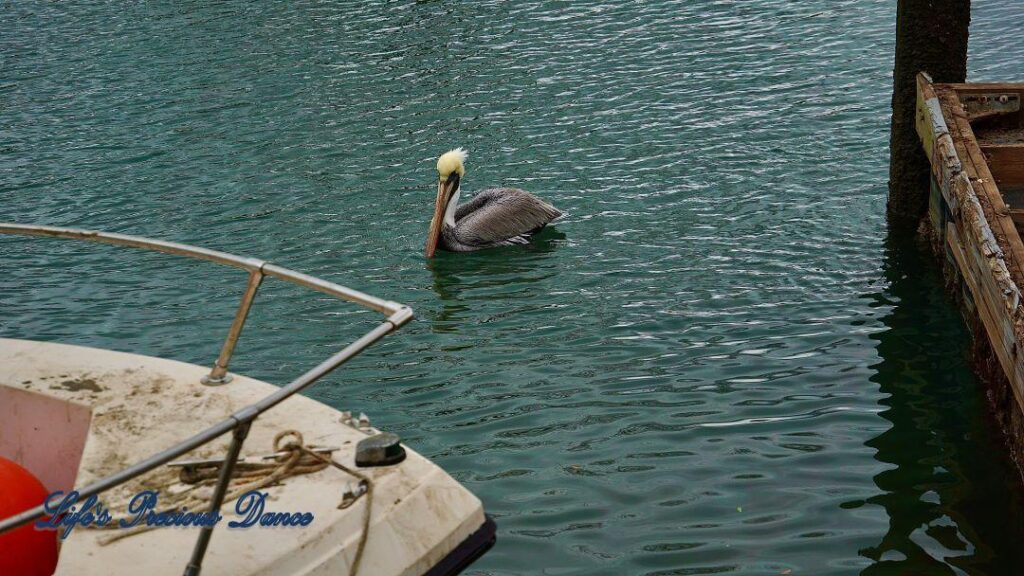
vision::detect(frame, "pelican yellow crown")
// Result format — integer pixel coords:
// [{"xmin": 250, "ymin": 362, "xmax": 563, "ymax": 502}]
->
[{"xmin": 436, "ymin": 148, "xmax": 467, "ymax": 182}]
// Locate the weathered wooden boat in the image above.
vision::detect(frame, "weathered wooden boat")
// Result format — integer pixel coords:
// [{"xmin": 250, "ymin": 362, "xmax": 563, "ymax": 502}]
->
[
  {"xmin": 916, "ymin": 74, "xmax": 1024, "ymax": 456},
  {"xmin": 0, "ymin": 224, "xmax": 495, "ymax": 576}
]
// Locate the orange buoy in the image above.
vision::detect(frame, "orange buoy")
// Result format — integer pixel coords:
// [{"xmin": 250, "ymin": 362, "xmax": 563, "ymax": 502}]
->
[{"xmin": 0, "ymin": 457, "xmax": 58, "ymax": 576}]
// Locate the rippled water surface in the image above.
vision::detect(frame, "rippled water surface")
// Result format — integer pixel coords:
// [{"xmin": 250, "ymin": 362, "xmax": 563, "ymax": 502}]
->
[{"xmin": 4, "ymin": 2, "xmax": 1024, "ymax": 574}]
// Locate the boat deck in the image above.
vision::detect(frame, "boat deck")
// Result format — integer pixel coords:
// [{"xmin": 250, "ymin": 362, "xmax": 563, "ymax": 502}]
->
[{"xmin": 0, "ymin": 338, "xmax": 485, "ymax": 576}]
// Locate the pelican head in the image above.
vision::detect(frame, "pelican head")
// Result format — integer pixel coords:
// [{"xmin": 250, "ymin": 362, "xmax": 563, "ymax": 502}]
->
[{"xmin": 425, "ymin": 148, "xmax": 467, "ymax": 258}]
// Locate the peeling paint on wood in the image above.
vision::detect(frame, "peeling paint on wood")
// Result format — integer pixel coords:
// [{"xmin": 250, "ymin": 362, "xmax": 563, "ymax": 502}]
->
[{"xmin": 916, "ymin": 73, "xmax": 948, "ymax": 162}]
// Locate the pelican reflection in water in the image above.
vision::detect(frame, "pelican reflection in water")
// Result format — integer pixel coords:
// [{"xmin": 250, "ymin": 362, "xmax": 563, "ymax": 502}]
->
[{"xmin": 424, "ymin": 148, "xmax": 562, "ymax": 258}]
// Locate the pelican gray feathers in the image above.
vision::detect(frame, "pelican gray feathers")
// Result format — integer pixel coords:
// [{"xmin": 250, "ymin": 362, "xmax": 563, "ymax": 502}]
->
[{"xmin": 425, "ymin": 148, "xmax": 561, "ymax": 257}]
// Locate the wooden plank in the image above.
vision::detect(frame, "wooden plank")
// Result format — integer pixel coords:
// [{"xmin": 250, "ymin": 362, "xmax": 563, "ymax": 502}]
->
[
  {"xmin": 946, "ymin": 82, "xmax": 1024, "ymax": 94},
  {"xmin": 1009, "ymin": 208, "xmax": 1024, "ymax": 226},
  {"xmin": 931, "ymin": 133, "xmax": 963, "ymax": 211},
  {"xmin": 948, "ymin": 170, "xmax": 969, "ymax": 223},
  {"xmin": 916, "ymin": 73, "xmax": 948, "ymax": 162},
  {"xmin": 947, "ymin": 225, "xmax": 1007, "ymax": 364},
  {"xmin": 948, "ymin": 218, "xmax": 1024, "ymax": 410},
  {"xmin": 981, "ymin": 144, "xmax": 1024, "ymax": 189},
  {"xmin": 950, "ymin": 172, "xmax": 1021, "ymax": 314},
  {"xmin": 937, "ymin": 86, "xmax": 1024, "ymax": 290}
]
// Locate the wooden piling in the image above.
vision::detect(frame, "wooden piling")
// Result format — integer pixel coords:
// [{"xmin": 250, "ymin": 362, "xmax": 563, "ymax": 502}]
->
[{"xmin": 888, "ymin": 0, "xmax": 971, "ymax": 226}]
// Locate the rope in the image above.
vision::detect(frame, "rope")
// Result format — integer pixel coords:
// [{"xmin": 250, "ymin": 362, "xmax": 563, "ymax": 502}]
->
[
  {"xmin": 86, "ymin": 429, "xmax": 374, "ymax": 570},
  {"xmin": 294, "ymin": 444, "xmax": 373, "ymax": 576}
]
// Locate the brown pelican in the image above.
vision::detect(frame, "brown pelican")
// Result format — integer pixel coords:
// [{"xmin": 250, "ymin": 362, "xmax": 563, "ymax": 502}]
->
[{"xmin": 424, "ymin": 148, "xmax": 562, "ymax": 258}]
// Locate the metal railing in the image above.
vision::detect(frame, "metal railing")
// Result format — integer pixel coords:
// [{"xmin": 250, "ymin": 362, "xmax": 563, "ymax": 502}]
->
[{"xmin": 0, "ymin": 223, "xmax": 413, "ymax": 576}]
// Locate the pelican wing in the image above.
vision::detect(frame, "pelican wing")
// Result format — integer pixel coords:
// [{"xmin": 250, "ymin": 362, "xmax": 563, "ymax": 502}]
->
[{"xmin": 454, "ymin": 188, "xmax": 561, "ymax": 247}]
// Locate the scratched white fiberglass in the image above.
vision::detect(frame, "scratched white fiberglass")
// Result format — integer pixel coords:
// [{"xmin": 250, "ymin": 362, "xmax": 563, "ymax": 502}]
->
[{"xmin": 3, "ymin": 2, "xmax": 1024, "ymax": 574}]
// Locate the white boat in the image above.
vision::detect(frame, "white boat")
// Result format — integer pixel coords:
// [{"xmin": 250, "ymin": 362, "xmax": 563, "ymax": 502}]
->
[{"xmin": 0, "ymin": 224, "xmax": 495, "ymax": 576}]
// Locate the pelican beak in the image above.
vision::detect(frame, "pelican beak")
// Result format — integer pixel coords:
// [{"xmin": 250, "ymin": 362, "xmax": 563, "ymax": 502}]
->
[{"xmin": 425, "ymin": 175, "xmax": 458, "ymax": 258}]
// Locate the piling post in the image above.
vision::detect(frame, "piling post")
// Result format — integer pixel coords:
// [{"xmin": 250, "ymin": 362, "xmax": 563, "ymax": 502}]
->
[{"xmin": 887, "ymin": 0, "xmax": 971, "ymax": 226}]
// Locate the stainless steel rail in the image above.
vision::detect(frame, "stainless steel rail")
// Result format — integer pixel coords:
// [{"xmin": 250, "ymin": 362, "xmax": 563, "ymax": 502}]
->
[{"xmin": 0, "ymin": 223, "xmax": 414, "ymax": 576}]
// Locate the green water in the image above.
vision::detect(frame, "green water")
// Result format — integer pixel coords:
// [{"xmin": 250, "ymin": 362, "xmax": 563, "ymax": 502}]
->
[{"xmin": 3, "ymin": 2, "xmax": 1024, "ymax": 574}]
